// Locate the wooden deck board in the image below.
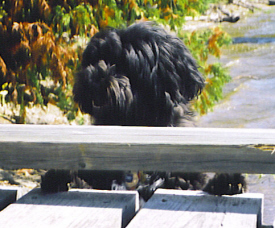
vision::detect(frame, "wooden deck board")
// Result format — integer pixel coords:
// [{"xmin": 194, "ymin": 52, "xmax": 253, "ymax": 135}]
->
[
  {"xmin": 0, "ymin": 125, "xmax": 275, "ymax": 173},
  {"xmin": 127, "ymin": 189, "xmax": 263, "ymax": 228},
  {"xmin": 0, "ymin": 188, "xmax": 138, "ymax": 228},
  {"xmin": 0, "ymin": 188, "xmax": 17, "ymax": 211}
]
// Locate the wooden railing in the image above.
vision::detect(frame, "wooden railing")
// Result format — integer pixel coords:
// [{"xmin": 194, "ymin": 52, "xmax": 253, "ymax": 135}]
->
[{"xmin": 0, "ymin": 124, "xmax": 275, "ymax": 173}]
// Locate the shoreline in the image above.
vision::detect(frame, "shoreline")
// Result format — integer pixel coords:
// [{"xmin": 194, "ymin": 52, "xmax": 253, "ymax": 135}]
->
[{"xmin": 183, "ymin": 1, "xmax": 271, "ymax": 31}]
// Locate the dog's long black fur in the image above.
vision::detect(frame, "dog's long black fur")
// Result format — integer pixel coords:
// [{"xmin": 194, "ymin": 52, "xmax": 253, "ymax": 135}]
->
[
  {"xmin": 42, "ymin": 22, "xmax": 245, "ymax": 198},
  {"xmin": 73, "ymin": 22, "xmax": 204, "ymax": 127}
]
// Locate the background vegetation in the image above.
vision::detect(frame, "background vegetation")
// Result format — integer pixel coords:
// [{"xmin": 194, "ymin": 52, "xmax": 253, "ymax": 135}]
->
[{"xmin": 0, "ymin": 0, "xmax": 231, "ymax": 123}]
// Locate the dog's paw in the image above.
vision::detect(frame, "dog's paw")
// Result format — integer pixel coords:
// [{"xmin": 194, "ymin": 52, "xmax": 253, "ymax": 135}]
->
[
  {"xmin": 203, "ymin": 173, "xmax": 246, "ymax": 195},
  {"xmin": 41, "ymin": 169, "xmax": 72, "ymax": 193}
]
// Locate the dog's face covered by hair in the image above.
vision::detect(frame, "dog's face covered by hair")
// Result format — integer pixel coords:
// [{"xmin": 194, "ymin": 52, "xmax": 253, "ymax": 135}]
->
[{"xmin": 74, "ymin": 22, "xmax": 204, "ymax": 126}]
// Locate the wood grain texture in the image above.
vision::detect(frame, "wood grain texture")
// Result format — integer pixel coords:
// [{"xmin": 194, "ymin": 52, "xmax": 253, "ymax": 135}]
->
[
  {"xmin": 127, "ymin": 189, "xmax": 263, "ymax": 228},
  {"xmin": 0, "ymin": 125, "xmax": 275, "ymax": 173},
  {"xmin": 0, "ymin": 188, "xmax": 138, "ymax": 228}
]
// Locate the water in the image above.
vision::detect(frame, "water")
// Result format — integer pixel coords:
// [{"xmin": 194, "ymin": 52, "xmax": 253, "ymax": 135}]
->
[
  {"xmin": 197, "ymin": 6, "xmax": 275, "ymax": 225},
  {"xmin": 198, "ymin": 6, "xmax": 275, "ymax": 128}
]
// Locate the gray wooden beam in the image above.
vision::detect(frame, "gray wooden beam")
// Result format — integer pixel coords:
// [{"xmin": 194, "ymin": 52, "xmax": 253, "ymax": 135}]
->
[
  {"xmin": 0, "ymin": 125, "xmax": 275, "ymax": 173},
  {"xmin": 127, "ymin": 189, "xmax": 263, "ymax": 228},
  {"xmin": 0, "ymin": 188, "xmax": 138, "ymax": 228},
  {"xmin": 0, "ymin": 188, "xmax": 17, "ymax": 211}
]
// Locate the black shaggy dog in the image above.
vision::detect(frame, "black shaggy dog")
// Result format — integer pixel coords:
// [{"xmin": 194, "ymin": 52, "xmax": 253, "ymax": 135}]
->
[
  {"xmin": 42, "ymin": 22, "xmax": 245, "ymax": 198},
  {"xmin": 73, "ymin": 22, "xmax": 204, "ymax": 127}
]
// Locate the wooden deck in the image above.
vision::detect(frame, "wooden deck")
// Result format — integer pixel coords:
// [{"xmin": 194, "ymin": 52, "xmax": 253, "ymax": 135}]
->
[
  {"xmin": 0, "ymin": 187, "xmax": 265, "ymax": 228},
  {"xmin": 128, "ymin": 189, "xmax": 263, "ymax": 228},
  {"xmin": 0, "ymin": 188, "xmax": 138, "ymax": 228},
  {"xmin": 0, "ymin": 125, "xmax": 275, "ymax": 227}
]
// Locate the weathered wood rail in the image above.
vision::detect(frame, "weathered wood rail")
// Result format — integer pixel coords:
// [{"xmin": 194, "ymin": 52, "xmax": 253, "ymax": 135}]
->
[
  {"xmin": 0, "ymin": 124, "xmax": 275, "ymax": 228},
  {"xmin": 0, "ymin": 124, "xmax": 275, "ymax": 173}
]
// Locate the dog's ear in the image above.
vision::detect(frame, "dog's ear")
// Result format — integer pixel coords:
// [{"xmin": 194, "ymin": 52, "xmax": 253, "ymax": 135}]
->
[
  {"xmin": 159, "ymin": 37, "xmax": 204, "ymax": 103},
  {"xmin": 180, "ymin": 49, "xmax": 205, "ymax": 100},
  {"xmin": 120, "ymin": 22, "xmax": 204, "ymax": 105}
]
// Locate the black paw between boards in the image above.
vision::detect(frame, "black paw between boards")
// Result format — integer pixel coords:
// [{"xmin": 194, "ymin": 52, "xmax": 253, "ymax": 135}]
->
[
  {"xmin": 41, "ymin": 169, "xmax": 71, "ymax": 193},
  {"xmin": 203, "ymin": 173, "xmax": 246, "ymax": 196}
]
